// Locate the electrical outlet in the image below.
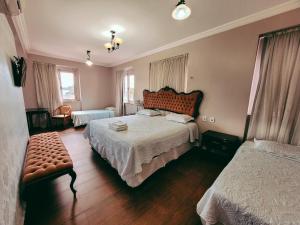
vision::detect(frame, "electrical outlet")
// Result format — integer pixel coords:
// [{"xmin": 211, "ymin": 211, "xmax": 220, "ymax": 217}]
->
[
  {"xmin": 209, "ymin": 117, "xmax": 215, "ymax": 123},
  {"xmin": 202, "ymin": 115, "xmax": 207, "ymax": 121}
]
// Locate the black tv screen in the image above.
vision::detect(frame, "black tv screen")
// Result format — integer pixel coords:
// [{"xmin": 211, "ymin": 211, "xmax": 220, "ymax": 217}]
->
[{"xmin": 11, "ymin": 56, "xmax": 27, "ymax": 87}]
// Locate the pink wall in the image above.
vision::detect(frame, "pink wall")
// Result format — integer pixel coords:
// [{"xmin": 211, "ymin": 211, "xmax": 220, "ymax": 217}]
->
[
  {"xmin": 113, "ymin": 8, "xmax": 300, "ymax": 138},
  {"xmin": 23, "ymin": 54, "xmax": 114, "ymax": 111}
]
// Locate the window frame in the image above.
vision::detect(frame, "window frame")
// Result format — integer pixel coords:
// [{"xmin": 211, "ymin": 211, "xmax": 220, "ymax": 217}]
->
[
  {"xmin": 123, "ymin": 73, "xmax": 135, "ymax": 104},
  {"xmin": 57, "ymin": 67, "xmax": 81, "ymax": 102}
]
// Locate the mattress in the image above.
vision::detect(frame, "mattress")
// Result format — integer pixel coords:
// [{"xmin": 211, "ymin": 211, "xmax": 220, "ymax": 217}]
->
[
  {"xmin": 197, "ymin": 141, "xmax": 300, "ymax": 225},
  {"xmin": 84, "ymin": 115, "xmax": 199, "ymax": 187},
  {"xmin": 71, "ymin": 109, "xmax": 115, "ymax": 127}
]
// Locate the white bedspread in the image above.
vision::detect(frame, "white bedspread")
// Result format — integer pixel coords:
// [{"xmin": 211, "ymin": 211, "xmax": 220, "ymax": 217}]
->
[
  {"xmin": 197, "ymin": 141, "xmax": 300, "ymax": 225},
  {"xmin": 84, "ymin": 115, "xmax": 198, "ymax": 184},
  {"xmin": 71, "ymin": 109, "xmax": 114, "ymax": 127}
]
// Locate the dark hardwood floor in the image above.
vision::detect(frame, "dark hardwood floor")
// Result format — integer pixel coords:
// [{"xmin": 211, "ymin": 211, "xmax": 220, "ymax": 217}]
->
[{"xmin": 24, "ymin": 128, "xmax": 227, "ymax": 225}]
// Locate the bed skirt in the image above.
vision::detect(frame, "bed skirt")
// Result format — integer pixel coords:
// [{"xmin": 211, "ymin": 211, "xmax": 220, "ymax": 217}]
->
[{"xmin": 91, "ymin": 142, "xmax": 193, "ymax": 187}]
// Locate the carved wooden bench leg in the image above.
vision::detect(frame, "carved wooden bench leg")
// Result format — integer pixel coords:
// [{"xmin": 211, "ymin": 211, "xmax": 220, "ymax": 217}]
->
[{"xmin": 69, "ymin": 169, "xmax": 77, "ymax": 197}]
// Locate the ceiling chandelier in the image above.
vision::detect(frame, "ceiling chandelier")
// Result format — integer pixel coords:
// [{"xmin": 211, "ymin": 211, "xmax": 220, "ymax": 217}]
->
[
  {"xmin": 85, "ymin": 50, "xmax": 93, "ymax": 66},
  {"xmin": 172, "ymin": 0, "xmax": 191, "ymax": 20},
  {"xmin": 104, "ymin": 30, "xmax": 123, "ymax": 53}
]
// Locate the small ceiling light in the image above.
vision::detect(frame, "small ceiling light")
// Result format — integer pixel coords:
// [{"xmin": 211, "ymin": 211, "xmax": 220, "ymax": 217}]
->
[
  {"xmin": 85, "ymin": 50, "xmax": 93, "ymax": 66},
  {"xmin": 172, "ymin": 0, "xmax": 191, "ymax": 21},
  {"xmin": 104, "ymin": 30, "xmax": 123, "ymax": 53}
]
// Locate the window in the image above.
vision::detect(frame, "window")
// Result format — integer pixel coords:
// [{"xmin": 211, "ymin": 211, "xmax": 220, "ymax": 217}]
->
[
  {"xmin": 123, "ymin": 74, "xmax": 134, "ymax": 103},
  {"xmin": 58, "ymin": 69, "xmax": 80, "ymax": 101},
  {"xmin": 149, "ymin": 54, "xmax": 188, "ymax": 92}
]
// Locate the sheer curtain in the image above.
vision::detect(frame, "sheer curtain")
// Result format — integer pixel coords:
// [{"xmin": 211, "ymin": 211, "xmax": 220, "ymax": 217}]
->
[
  {"xmin": 115, "ymin": 70, "xmax": 125, "ymax": 116},
  {"xmin": 149, "ymin": 54, "xmax": 188, "ymax": 92},
  {"xmin": 0, "ymin": 0, "xmax": 20, "ymax": 15},
  {"xmin": 33, "ymin": 61, "xmax": 62, "ymax": 115},
  {"xmin": 248, "ymin": 29, "xmax": 300, "ymax": 145}
]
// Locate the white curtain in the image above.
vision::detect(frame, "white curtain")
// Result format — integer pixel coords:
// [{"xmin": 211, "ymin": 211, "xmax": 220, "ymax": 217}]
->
[
  {"xmin": 248, "ymin": 29, "xmax": 300, "ymax": 145},
  {"xmin": 149, "ymin": 54, "xmax": 188, "ymax": 92},
  {"xmin": 0, "ymin": 0, "xmax": 20, "ymax": 15},
  {"xmin": 33, "ymin": 61, "xmax": 62, "ymax": 115},
  {"xmin": 115, "ymin": 70, "xmax": 125, "ymax": 116}
]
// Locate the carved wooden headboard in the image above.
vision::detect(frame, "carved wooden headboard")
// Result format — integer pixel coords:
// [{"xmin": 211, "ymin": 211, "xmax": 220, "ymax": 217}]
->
[{"xmin": 143, "ymin": 86, "xmax": 204, "ymax": 118}]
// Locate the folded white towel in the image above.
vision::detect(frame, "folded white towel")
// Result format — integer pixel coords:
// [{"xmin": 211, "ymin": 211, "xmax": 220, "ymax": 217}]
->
[
  {"xmin": 110, "ymin": 127, "xmax": 127, "ymax": 131},
  {"xmin": 110, "ymin": 124, "xmax": 127, "ymax": 128},
  {"xmin": 109, "ymin": 124, "xmax": 127, "ymax": 129},
  {"xmin": 110, "ymin": 121, "xmax": 127, "ymax": 127},
  {"xmin": 109, "ymin": 121, "xmax": 128, "ymax": 131},
  {"xmin": 109, "ymin": 125, "xmax": 128, "ymax": 131}
]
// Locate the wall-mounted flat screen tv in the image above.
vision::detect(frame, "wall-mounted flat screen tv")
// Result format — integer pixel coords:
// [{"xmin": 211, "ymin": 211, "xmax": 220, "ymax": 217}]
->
[{"xmin": 11, "ymin": 56, "xmax": 26, "ymax": 87}]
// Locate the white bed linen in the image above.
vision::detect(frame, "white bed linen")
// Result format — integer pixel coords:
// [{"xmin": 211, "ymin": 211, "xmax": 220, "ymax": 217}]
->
[
  {"xmin": 71, "ymin": 109, "xmax": 114, "ymax": 127},
  {"xmin": 84, "ymin": 115, "xmax": 199, "ymax": 186},
  {"xmin": 125, "ymin": 142, "xmax": 192, "ymax": 187},
  {"xmin": 197, "ymin": 141, "xmax": 300, "ymax": 225}
]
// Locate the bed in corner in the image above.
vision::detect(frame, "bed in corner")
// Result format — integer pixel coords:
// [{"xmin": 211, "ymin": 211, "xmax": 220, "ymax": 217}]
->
[
  {"xmin": 84, "ymin": 87, "xmax": 203, "ymax": 187},
  {"xmin": 197, "ymin": 140, "xmax": 300, "ymax": 225},
  {"xmin": 71, "ymin": 109, "xmax": 115, "ymax": 127}
]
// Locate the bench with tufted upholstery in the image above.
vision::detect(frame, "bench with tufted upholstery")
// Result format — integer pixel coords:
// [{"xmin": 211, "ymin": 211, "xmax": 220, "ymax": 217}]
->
[{"xmin": 21, "ymin": 132, "xmax": 77, "ymax": 198}]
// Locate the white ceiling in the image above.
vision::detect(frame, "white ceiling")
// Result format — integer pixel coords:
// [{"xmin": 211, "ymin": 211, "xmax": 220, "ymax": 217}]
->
[{"xmin": 23, "ymin": 0, "xmax": 296, "ymax": 67}]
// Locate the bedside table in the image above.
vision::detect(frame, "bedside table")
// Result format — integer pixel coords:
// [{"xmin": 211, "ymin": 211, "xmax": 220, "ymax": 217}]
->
[{"xmin": 201, "ymin": 130, "xmax": 241, "ymax": 159}]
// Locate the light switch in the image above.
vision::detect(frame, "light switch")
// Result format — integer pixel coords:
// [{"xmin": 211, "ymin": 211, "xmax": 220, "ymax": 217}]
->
[{"xmin": 202, "ymin": 115, "xmax": 207, "ymax": 121}]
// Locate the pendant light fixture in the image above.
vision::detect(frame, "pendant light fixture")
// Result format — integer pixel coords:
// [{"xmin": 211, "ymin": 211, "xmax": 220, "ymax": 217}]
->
[
  {"xmin": 104, "ymin": 30, "xmax": 123, "ymax": 53},
  {"xmin": 85, "ymin": 50, "xmax": 93, "ymax": 66},
  {"xmin": 172, "ymin": 0, "xmax": 191, "ymax": 21}
]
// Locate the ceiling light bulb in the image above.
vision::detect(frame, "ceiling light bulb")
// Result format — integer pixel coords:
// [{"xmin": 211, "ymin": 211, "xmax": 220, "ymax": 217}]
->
[
  {"xmin": 85, "ymin": 50, "xmax": 93, "ymax": 66},
  {"xmin": 172, "ymin": 2, "xmax": 191, "ymax": 20},
  {"xmin": 104, "ymin": 43, "xmax": 112, "ymax": 49},
  {"xmin": 114, "ymin": 37, "xmax": 123, "ymax": 45},
  {"xmin": 86, "ymin": 59, "xmax": 93, "ymax": 66}
]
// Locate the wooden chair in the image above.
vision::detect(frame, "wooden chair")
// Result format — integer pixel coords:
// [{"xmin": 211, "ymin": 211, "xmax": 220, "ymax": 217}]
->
[{"xmin": 52, "ymin": 105, "xmax": 72, "ymax": 129}]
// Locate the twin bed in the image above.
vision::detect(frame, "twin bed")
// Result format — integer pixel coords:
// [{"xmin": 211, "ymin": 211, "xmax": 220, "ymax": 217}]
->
[{"xmin": 71, "ymin": 108, "xmax": 115, "ymax": 127}]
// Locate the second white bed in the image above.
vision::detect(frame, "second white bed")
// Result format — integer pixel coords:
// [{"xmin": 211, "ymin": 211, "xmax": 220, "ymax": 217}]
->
[
  {"xmin": 71, "ymin": 109, "xmax": 115, "ymax": 127},
  {"xmin": 84, "ymin": 114, "xmax": 199, "ymax": 187},
  {"xmin": 197, "ymin": 141, "xmax": 300, "ymax": 225}
]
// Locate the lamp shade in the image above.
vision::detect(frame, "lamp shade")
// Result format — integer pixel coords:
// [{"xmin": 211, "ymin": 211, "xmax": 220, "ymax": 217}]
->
[
  {"xmin": 86, "ymin": 59, "xmax": 93, "ymax": 66},
  {"xmin": 172, "ymin": 3, "xmax": 191, "ymax": 20},
  {"xmin": 104, "ymin": 43, "xmax": 112, "ymax": 49},
  {"xmin": 114, "ymin": 37, "xmax": 123, "ymax": 45}
]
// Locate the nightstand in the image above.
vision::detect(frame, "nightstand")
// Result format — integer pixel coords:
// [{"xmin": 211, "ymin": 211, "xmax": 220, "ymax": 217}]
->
[{"xmin": 201, "ymin": 130, "xmax": 241, "ymax": 160}]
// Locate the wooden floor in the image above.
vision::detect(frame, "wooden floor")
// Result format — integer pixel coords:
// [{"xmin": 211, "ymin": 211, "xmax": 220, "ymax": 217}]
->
[{"xmin": 24, "ymin": 128, "xmax": 227, "ymax": 225}]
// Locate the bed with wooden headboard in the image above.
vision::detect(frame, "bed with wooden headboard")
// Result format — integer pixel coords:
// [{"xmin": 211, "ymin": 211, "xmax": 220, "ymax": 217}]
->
[{"xmin": 84, "ymin": 86, "xmax": 203, "ymax": 187}]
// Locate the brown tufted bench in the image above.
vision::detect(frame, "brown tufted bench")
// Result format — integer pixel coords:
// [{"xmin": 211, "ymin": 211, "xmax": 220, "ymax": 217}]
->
[{"xmin": 21, "ymin": 132, "xmax": 77, "ymax": 198}]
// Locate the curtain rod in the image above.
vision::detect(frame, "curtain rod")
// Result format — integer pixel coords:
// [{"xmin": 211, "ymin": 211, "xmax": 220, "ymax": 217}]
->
[
  {"xmin": 259, "ymin": 24, "xmax": 300, "ymax": 38},
  {"xmin": 150, "ymin": 53, "xmax": 188, "ymax": 64}
]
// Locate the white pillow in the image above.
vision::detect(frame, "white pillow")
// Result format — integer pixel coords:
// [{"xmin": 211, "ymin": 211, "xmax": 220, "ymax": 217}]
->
[
  {"xmin": 254, "ymin": 139, "xmax": 300, "ymax": 158},
  {"xmin": 105, "ymin": 106, "xmax": 116, "ymax": 111},
  {"xmin": 156, "ymin": 109, "xmax": 173, "ymax": 116},
  {"xmin": 136, "ymin": 109, "xmax": 161, "ymax": 116},
  {"xmin": 166, "ymin": 113, "xmax": 194, "ymax": 124}
]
